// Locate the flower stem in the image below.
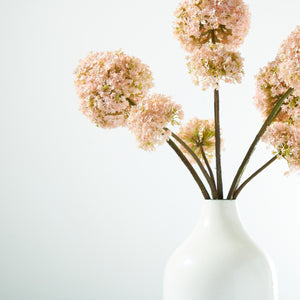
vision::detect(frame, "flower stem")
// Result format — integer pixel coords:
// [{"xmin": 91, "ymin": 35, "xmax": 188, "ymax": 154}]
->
[
  {"xmin": 199, "ymin": 143, "xmax": 217, "ymax": 198},
  {"xmin": 127, "ymin": 98, "xmax": 136, "ymax": 106},
  {"xmin": 233, "ymin": 155, "xmax": 278, "ymax": 199},
  {"xmin": 169, "ymin": 131, "xmax": 218, "ymax": 199},
  {"xmin": 227, "ymin": 87, "xmax": 294, "ymax": 199},
  {"xmin": 214, "ymin": 88, "xmax": 223, "ymax": 199},
  {"xmin": 211, "ymin": 30, "xmax": 216, "ymax": 44},
  {"xmin": 167, "ymin": 138, "xmax": 211, "ymax": 199}
]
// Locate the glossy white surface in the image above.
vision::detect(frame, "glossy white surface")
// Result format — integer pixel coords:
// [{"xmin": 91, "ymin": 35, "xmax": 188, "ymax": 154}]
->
[{"xmin": 163, "ymin": 200, "xmax": 277, "ymax": 300}]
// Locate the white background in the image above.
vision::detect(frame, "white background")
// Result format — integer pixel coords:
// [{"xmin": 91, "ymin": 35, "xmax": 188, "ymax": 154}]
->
[{"xmin": 0, "ymin": 0, "xmax": 299, "ymax": 299}]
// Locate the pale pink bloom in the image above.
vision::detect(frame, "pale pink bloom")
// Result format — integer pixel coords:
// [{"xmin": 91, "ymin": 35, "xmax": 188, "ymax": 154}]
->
[
  {"xmin": 174, "ymin": 0, "xmax": 251, "ymax": 52},
  {"xmin": 127, "ymin": 94, "xmax": 184, "ymax": 151},
  {"xmin": 254, "ymin": 60, "xmax": 300, "ymax": 123},
  {"xmin": 74, "ymin": 50, "xmax": 154, "ymax": 129},
  {"xmin": 187, "ymin": 43, "xmax": 244, "ymax": 89},
  {"xmin": 263, "ymin": 122, "xmax": 300, "ymax": 173},
  {"xmin": 277, "ymin": 26, "xmax": 300, "ymax": 97},
  {"xmin": 178, "ymin": 118, "xmax": 216, "ymax": 163}
]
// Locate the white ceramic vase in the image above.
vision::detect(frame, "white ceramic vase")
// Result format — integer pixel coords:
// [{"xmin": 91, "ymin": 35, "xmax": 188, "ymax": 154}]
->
[{"xmin": 163, "ymin": 199, "xmax": 278, "ymax": 300}]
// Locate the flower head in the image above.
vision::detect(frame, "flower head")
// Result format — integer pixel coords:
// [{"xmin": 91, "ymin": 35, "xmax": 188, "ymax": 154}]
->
[
  {"xmin": 74, "ymin": 50, "xmax": 154, "ymax": 128},
  {"xmin": 277, "ymin": 26, "xmax": 300, "ymax": 97},
  {"xmin": 263, "ymin": 122, "xmax": 300, "ymax": 173},
  {"xmin": 178, "ymin": 118, "xmax": 216, "ymax": 163},
  {"xmin": 127, "ymin": 94, "xmax": 184, "ymax": 151},
  {"xmin": 187, "ymin": 43, "xmax": 244, "ymax": 89},
  {"xmin": 254, "ymin": 60, "xmax": 300, "ymax": 123},
  {"xmin": 174, "ymin": 0, "xmax": 251, "ymax": 52}
]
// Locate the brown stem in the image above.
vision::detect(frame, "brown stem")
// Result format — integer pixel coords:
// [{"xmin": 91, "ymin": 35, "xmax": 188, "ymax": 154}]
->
[
  {"xmin": 167, "ymin": 139, "xmax": 211, "ymax": 199},
  {"xmin": 211, "ymin": 29, "xmax": 216, "ymax": 44},
  {"xmin": 233, "ymin": 155, "xmax": 278, "ymax": 199},
  {"xmin": 227, "ymin": 88, "xmax": 294, "ymax": 199},
  {"xmin": 214, "ymin": 88, "xmax": 223, "ymax": 199},
  {"xmin": 199, "ymin": 144, "xmax": 217, "ymax": 198},
  {"xmin": 127, "ymin": 98, "xmax": 136, "ymax": 106},
  {"xmin": 169, "ymin": 131, "xmax": 218, "ymax": 199}
]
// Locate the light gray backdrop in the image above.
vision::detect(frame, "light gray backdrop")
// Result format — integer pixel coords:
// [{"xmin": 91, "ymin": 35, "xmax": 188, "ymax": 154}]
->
[{"xmin": 0, "ymin": 0, "xmax": 299, "ymax": 299}]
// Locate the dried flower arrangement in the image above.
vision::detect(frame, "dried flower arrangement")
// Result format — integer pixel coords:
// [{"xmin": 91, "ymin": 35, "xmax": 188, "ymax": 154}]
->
[{"xmin": 74, "ymin": 0, "xmax": 300, "ymax": 200}]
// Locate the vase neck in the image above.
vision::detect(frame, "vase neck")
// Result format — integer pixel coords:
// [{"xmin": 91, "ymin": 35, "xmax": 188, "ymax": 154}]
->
[{"xmin": 197, "ymin": 200, "xmax": 243, "ymax": 232}]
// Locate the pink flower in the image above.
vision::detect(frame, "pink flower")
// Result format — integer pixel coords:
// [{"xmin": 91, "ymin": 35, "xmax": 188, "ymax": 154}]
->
[
  {"xmin": 174, "ymin": 0, "xmax": 251, "ymax": 52},
  {"xmin": 127, "ymin": 94, "xmax": 184, "ymax": 151},
  {"xmin": 277, "ymin": 26, "xmax": 300, "ymax": 97},
  {"xmin": 178, "ymin": 118, "xmax": 216, "ymax": 163},
  {"xmin": 187, "ymin": 43, "xmax": 244, "ymax": 89},
  {"xmin": 263, "ymin": 122, "xmax": 300, "ymax": 173},
  {"xmin": 74, "ymin": 50, "xmax": 154, "ymax": 129},
  {"xmin": 254, "ymin": 60, "xmax": 300, "ymax": 123}
]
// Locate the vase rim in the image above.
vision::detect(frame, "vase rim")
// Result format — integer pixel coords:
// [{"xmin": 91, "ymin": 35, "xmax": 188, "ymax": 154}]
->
[{"xmin": 205, "ymin": 199, "xmax": 236, "ymax": 201}]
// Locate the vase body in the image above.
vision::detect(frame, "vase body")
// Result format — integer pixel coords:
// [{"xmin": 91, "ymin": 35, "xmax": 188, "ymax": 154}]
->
[{"xmin": 163, "ymin": 200, "xmax": 278, "ymax": 300}]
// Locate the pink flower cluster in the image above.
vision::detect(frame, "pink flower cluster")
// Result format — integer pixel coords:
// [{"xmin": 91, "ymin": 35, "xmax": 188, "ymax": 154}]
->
[
  {"xmin": 263, "ymin": 122, "xmax": 300, "ymax": 173},
  {"xmin": 254, "ymin": 60, "xmax": 300, "ymax": 123},
  {"xmin": 75, "ymin": 51, "xmax": 184, "ymax": 151},
  {"xmin": 174, "ymin": 0, "xmax": 249, "ymax": 89},
  {"xmin": 187, "ymin": 43, "xmax": 244, "ymax": 90},
  {"xmin": 178, "ymin": 118, "xmax": 216, "ymax": 163},
  {"xmin": 255, "ymin": 26, "xmax": 300, "ymax": 173},
  {"xmin": 127, "ymin": 94, "xmax": 184, "ymax": 151},
  {"xmin": 174, "ymin": 0, "xmax": 251, "ymax": 52},
  {"xmin": 74, "ymin": 50, "xmax": 153, "ymax": 129},
  {"xmin": 277, "ymin": 26, "xmax": 300, "ymax": 97}
]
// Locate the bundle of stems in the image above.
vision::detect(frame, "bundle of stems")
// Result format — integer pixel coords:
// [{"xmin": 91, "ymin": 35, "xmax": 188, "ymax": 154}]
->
[{"xmin": 166, "ymin": 87, "xmax": 294, "ymax": 200}]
